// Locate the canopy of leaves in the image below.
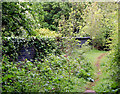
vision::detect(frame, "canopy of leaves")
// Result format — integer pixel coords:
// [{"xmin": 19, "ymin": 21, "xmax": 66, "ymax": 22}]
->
[
  {"xmin": 2, "ymin": 2, "xmax": 44, "ymax": 37},
  {"xmin": 82, "ymin": 2, "xmax": 118, "ymax": 50}
]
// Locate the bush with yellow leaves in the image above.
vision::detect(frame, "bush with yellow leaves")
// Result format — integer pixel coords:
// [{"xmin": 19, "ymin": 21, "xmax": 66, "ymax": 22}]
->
[{"xmin": 31, "ymin": 28, "xmax": 61, "ymax": 38}]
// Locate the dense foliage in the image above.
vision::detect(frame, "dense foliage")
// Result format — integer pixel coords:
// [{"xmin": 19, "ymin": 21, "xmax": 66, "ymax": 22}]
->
[
  {"xmin": 2, "ymin": 36, "xmax": 61, "ymax": 62},
  {"xmin": 82, "ymin": 2, "xmax": 117, "ymax": 50},
  {"xmin": 31, "ymin": 28, "xmax": 61, "ymax": 37},
  {"xmin": 108, "ymin": 20, "xmax": 120, "ymax": 92},
  {"xmin": 2, "ymin": 48, "xmax": 93, "ymax": 92},
  {"xmin": 2, "ymin": 2, "xmax": 44, "ymax": 37},
  {"xmin": 41, "ymin": 2, "xmax": 72, "ymax": 31},
  {"xmin": 2, "ymin": 2, "xmax": 119, "ymax": 93}
]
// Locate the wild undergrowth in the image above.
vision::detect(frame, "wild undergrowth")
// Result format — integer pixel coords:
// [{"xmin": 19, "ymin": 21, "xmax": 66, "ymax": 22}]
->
[
  {"xmin": 92, "ymin": 53, "xmax": 114, "ymax": 92},
  {"xmin": 2, "ymin": 45, "xmax": 93, "ymax": 92},
  {"xmin": 84, "ymin": 48, "xmax": 119, "ymax": 93}
]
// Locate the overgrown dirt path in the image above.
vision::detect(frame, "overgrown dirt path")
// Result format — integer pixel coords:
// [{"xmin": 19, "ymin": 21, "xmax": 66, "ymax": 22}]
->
[{"xmin": 84, "ymin": 53, "xmax": 107, "ymax": 93}]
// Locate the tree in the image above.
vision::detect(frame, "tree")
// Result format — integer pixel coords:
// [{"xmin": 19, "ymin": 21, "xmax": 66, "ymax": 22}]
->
[
  {"xmin": 2, "ymin": 2, "xmax": 44, "ymax": 37},
  {"xmin": 42, "ymin": 2, "xmax": 72, "ymax": 31},
  {"xmin": 58, "ymin": 2, "xmax": 86, "ymax": 37},
  {"xmin": 82, "ymin": 2, "xmax": 117, "ymax": 50},
  {"xmin": 58, "ymin": 2, "xmax": 86, "ymax": 80}
]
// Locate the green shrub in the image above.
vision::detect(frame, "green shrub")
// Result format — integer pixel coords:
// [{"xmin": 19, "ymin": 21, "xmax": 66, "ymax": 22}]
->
[
  {"xmin": 2, "ymin": 51, "xmax": 93, "ymax": 92},
  {"xmin": 108, "ymin": 45, "xmax": 120, "ymax": 92},
  {"xmin": 2, "ymin": 36, "xmax": 62, "ymax": 62},
  {"xmin": 106, "ymin": 28, "xmax": 120, "ymax": 92},
  {"xmin": 31, "ymin": 28, "xmax": 62, "ymax": 38}
]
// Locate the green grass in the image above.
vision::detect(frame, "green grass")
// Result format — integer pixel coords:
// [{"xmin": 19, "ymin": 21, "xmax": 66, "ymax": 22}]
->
[
  {"xmin": 92, "ymin": 53, "xmax": 114, "ymax": 92},
  {"xmin": 64, "ymin": 47, "xmax": 113, "ymax": 92},
  {"xmin": 83, "ymin": 48, "xmax": 107, "ymax": 77},
  {"xmin": 70, "ymin": 48, "xmax": 117, "ymax": 92},
  {"xmin": 83, "ymin": 48, "xmax": 107, "ymax": 63},
  {"xmin": 83, "ymin": 48, "xmax": 114, "ymax": 92}
]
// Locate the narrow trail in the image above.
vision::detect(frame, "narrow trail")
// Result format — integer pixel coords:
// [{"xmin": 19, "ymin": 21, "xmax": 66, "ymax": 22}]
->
[{"xmin": 84, "ymin": 53, "xmax": 107, "ymax": 94}]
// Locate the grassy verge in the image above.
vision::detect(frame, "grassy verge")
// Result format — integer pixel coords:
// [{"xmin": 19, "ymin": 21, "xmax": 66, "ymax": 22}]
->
[
  {"xmin": 83, "ymin": 48, "xmax": 107, "ymax": 63},
  {"xmin": 92, "ymin": 53, "xmax": 114, "ymax": 92},
  {"xmin": 83, "ymin": 48, "xmax": 107, "ymax": 79},
  {"xmin": 83, "ymin": 48, "xmax": 114, "ymax": 92}
]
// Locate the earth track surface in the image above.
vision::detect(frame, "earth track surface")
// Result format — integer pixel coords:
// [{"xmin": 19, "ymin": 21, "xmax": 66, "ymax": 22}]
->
[{"xmin": 84, "ymin": 53, "xmax": 107, "ymax": 93}]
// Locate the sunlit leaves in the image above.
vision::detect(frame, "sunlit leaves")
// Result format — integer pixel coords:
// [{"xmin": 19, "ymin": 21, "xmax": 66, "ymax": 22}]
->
[
  {"xmin": 82, "ymin": 2, "xmax": 117, "ymax": 50},
  {"xmin": 31, "ymin": 28, "xmax": 62, "ymax": 38}
]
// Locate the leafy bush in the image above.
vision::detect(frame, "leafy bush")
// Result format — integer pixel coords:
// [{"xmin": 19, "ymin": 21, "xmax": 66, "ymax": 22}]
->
[
  {"xmin": 106, "ymin": 24, "xmax": 120, "ymax": 92},
  {"xmin": 2, "ymin": 36, "xmax": 61, "ymax": 62},
  {"xmin": 2, "ymin": 2, "xmax": 44, "ymax": 37},
  {"xmin": 2, "ymin": 51, "xmax": 93, "ymax": 92},
  {"xmin": 31, "ymin": 28, "xmax": 62, "ymax": 38},
  {"xmin": 108, "ymin": 45, "xmax": 120, "ymax": 92}
]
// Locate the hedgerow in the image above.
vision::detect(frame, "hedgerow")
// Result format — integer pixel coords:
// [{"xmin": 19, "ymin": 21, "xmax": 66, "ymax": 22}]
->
[{"xmin": 2, "ymin": 36, "xmax": 62, "ymax": 62}]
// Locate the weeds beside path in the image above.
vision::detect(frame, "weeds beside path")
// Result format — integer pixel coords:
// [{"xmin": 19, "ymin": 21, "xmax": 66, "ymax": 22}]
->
[{"xmin": 84, "ymin": 50, "xmax": 107, "ymax": 93}]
